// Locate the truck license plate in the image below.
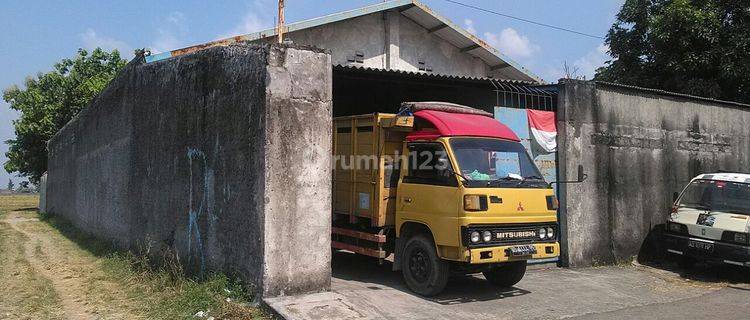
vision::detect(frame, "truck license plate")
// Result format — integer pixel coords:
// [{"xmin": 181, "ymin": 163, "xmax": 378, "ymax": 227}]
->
[
  {"xmin": 688, "ymin": 240, "xmax": 714, "ymax": 253},
  {"xmin": 508, "ymin": 245, "xmax": 537, "ymax": 257}
]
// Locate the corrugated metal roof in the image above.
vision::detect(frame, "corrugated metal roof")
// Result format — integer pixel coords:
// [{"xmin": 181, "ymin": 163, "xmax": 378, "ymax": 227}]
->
[
  {"xmin": 592, "ymin": 81, "xmax": 750, "ymax": 109},
  {"xmin": 144, "ymin": 0, "xmax": 542, "ymax": 83},
  {"xmin": 333, "ymin": 64, "xmax": 535, "ymax": 85}
]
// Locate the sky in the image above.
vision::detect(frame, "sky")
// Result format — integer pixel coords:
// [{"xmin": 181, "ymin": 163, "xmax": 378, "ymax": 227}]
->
[{"xmin": 0, "ymin": 0, "xmax": 625, "ymax": 185}]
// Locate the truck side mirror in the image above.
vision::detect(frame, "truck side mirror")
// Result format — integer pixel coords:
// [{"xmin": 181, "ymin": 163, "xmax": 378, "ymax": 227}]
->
[
  {"xmin": 549, "ymin": 164, "xmax": 588, "ymax": 188},
  {"xmin": 436, "ymin": 158, "xmax": 455, "ymax": 182},
  {"xmin": 577, "ymin": 164, "xmax": 587, "ymax": 182},
  {"xmin": 436, "ymin": 158, "xmax": 450, "ymax": 176},
  {"xmin": 672, "ymin": 192, "xmax": 679, "ymax": 203}
]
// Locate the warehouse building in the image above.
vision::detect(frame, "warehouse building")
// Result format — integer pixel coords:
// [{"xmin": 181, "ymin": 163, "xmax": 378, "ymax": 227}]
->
[
  {"xmin": 46, "ymin": 0, "xmax": 560, "ymax": 298},
  {"xmin": 146, "ymin": 0, "xmax": 555, "ymax": 116},
  {"xmin": 46, "ymin": 0, "xmax": 750, "ymax": 301}
]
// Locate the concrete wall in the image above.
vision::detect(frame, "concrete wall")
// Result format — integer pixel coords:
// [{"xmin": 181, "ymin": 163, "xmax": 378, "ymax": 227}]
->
[
  {"xmin": 46, "ymin": 43, "xmax": 332, "ymax": 297},
  {"xmin": 557, "ymin": 80, "xmax": 750, "ymax": 267},
  {"xmin": 284, "ymin": 10, "xmax": 493, "ymax": 78},
  {"xmin": 38, "ymin": 173, "xmax": 47, "ymax": 212}
]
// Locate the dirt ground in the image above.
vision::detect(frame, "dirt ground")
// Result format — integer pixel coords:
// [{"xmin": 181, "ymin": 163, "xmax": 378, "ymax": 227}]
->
[
  {"xmin": 0, "ymin": 195, "xmax": 144, "ymax": 319},
  {"xmin": 0, "ymin": 195, "xmax": 262, "ymax": 320}
]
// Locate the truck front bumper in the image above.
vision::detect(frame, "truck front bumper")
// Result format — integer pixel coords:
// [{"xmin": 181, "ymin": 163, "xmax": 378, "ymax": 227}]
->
[
  {"xmin": 466, "ymin": 242, "xmax": 559, "ymax": 264},
  {"xmin": 664, "ymin": 233, "xmax": 750, "ymax": 267}
]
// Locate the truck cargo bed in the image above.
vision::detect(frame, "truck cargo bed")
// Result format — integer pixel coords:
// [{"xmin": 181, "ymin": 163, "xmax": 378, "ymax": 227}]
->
[{"xmin": 332, "ymin": 113, "xmax": 412, "ymax": 227}]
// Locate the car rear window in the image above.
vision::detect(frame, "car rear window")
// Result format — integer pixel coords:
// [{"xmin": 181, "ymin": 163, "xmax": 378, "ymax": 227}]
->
[{"xmin": 678, "ymin": 179, "xmax": 750, "ymax": 215}]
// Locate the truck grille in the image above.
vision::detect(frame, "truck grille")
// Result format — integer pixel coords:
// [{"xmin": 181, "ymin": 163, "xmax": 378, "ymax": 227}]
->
[{"xmin": 462, "ymin": 223, "xmax": 557, "ymax": 248}]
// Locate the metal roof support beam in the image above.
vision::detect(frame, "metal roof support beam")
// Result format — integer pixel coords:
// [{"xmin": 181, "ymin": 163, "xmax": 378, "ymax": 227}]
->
[
  {"xmin": 398, "ymin": 4, "xmax": 416, "ymax": 13},
  {"xmin": 460, "ymin": 44, "xmax": 481, "ymax": 53},
  {"xmin": 427, "ymin": 23, "xmax": 448, "ymax": 33}
]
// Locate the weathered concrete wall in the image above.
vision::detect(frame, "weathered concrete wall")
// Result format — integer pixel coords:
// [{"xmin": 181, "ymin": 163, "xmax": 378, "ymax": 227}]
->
[
  {"xmin": 46, "ymin": 43, "xmax": 332, "ymax": 297},
  {"xmin": 557, "ymin": 80, "xmax": 750, "ymax": 267},
  {"xmin": 262, "ymin": 46, "xmax": 333, "ymax": 296}
]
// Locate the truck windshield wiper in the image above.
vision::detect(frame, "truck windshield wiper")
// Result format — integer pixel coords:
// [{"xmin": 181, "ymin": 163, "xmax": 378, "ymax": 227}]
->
[
  {"xmin": 515, "ymin": 175, "xmax": 548, "ymax": 187},
  {"xmin": 487, "ymin": 175, "xmax": 523, "ymax": 186}
]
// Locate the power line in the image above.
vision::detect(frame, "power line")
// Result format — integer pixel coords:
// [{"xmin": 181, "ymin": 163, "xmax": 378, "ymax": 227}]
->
[{"xmin": 442, "ymin": 0, "xmax": 605, "ymax": 40}]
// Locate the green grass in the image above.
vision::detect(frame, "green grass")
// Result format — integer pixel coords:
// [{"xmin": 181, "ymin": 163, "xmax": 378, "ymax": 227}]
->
[{"xmin": 39, "ymin": 212, "xmax": 264, "ymax": 319}]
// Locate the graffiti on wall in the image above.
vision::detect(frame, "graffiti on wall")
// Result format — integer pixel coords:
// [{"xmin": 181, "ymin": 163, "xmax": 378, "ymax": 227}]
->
[{"xmin": 186, "ymin": 147, "xmax": 209, "ymax": 276}]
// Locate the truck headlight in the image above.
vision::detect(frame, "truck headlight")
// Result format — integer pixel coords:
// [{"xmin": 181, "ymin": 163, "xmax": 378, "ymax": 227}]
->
[
  {"xmin": 546, "ymin": 195, "xmax": 558, "ymax": 210},
  {"xmin": 464, "ymin": 195, "xmax": 488, "ymax": 211},
  {"xmin": 538, "ymin": 227, "xmax": 547, "ymax": 240},
  {"xmin": 546, "ymin": 227, "xmax": 554, "ymax": 239},
  {"xmin": 470, "ymin": 231, "xmax": 480, "ymax": 243},
  {"xmin": 482, "ymin": 230, "xmax": 492, "ymax": 242}
]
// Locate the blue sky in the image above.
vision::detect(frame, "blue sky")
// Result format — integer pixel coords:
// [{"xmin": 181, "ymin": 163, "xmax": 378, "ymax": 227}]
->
[{"xmin": 0, "ymin": 0, "xmax": 624, "ymax": 185}]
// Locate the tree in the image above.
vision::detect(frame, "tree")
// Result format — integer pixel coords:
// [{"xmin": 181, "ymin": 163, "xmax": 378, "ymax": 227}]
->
[
  {"xmin": 3, "ymin": 48, "xmax": 127, "ymax": 184},
  {"xmin": 595, "ymin": 0, "xmax": 750, "ymax": 103},
  {"xmin": 7, "ymin": 179, "xmax": 14, "ymax": 191},
  {"xmin": 17, "ymin": 181, "xmax": 30, "ymax": 193}
]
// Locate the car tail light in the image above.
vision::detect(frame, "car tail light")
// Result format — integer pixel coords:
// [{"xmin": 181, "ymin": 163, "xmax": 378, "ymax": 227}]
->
[
  {"xmin": 666, "ymin": 221, "xmax": 688, "ymax": 234},
  {"xmin": 722, "ymin": 231, "xmax": 750, "ymax": 245}
]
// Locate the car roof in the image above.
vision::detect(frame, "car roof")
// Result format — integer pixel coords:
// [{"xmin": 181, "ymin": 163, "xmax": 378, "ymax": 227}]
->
[{"xmin": 693, "ymin": 172, "xmax": 750, "ymax": 184}]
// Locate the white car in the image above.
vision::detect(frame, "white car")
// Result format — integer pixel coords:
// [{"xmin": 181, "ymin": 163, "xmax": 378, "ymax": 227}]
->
[{"xmin": 665, "ymin": 172, "xmax": 750, "ymax": 267}]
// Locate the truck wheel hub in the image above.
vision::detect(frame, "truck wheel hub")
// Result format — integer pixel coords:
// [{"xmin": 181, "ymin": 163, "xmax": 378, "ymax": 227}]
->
[{"xmin": 409, "ymin": 249, "xmax": 430, "ymax": 282}]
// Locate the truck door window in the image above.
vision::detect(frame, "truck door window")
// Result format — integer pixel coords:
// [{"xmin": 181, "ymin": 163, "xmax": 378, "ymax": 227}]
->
[{"xmin": 403, "ymin": 143, "xmax": 457, "ymax": 187}]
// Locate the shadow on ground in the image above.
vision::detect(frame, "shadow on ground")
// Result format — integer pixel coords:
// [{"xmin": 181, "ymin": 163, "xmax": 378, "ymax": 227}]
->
[
  {"xmin": 332, "ymin": 250, "xmax": 531, "ymax": 305},
  {"xmin": 637, "ymin": 224, "xmax": 750, "ymax": 286}
]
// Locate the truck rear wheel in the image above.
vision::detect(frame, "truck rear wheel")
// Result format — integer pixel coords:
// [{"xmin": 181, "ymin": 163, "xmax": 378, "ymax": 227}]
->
[
  {"xmin": 401, "ymin": 235, "xmax": 449, "ymax": 296},
  {"xmin": 483, "ymin": 261, "xmax": 527, "ymax": 288}
]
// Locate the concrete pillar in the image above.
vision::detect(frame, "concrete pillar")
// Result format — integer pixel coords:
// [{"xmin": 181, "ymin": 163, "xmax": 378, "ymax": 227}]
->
[
  {"xmin": 386, "ymin": 10, "xmax": 400, "ymax": 70},
  {"xmin": 262, "ymin": 45, "xmax": 333, "ymax": 296}
]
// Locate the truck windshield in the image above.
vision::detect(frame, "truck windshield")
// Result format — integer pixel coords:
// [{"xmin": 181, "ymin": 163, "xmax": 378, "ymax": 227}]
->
[
  {"xmin": 678, "ymin": 179, "xmax": 750, "ymax": 215},
  {"xmin": 449, "ymin": 138, "xmax": 544, "ymax": 188}
]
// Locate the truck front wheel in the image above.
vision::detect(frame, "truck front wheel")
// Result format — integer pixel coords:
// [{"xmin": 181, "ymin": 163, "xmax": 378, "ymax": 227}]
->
[
  {"xmin": 402, "ymin": 235, "xmax": 449, "ymax": 296},
  {"xmin": 483, "ymin": 261, "xmax": 527, "ymax": 288}
]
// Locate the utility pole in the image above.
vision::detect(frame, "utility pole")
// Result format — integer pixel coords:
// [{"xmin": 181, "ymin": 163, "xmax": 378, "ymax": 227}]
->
[{"xmin": 277, "ymin": 0, "xmax": 285, "ymax": 43}]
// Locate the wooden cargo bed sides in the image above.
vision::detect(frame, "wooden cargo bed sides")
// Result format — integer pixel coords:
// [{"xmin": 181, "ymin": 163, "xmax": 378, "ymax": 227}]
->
[
  {"xmin": 332, "ymin": 113, "xmax": 413, "ymax": 228},
  {"xmin": 331, "ymin": 227, "xmax": 387, "ymax": 259}
]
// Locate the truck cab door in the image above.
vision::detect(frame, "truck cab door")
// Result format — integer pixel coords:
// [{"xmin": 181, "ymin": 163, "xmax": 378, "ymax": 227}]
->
[{"xmin": 397, "ymin": 142, "xmax": 461, "ymax": 247}]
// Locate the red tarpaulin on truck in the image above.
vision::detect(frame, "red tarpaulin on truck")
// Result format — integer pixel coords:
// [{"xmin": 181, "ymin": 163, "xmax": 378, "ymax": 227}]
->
[{"xmin": 407, "ymin": 110, "xmax": 520, "ymax": 141}]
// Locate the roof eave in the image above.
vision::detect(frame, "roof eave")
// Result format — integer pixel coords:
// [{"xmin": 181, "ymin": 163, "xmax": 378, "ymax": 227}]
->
[{"xmin": 143, "ymin": 0, "xmax": 543, "ymax": 83}]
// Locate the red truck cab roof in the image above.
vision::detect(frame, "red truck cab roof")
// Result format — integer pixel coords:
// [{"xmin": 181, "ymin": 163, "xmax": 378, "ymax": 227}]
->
[{"xmin": 406, "ymin": 109, "xmax": 520, "ymax": 142}]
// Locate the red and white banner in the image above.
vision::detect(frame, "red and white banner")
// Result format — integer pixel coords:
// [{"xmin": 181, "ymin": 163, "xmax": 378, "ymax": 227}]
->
[{"xmin": 527, "ymin": 110, "xmax": 557, "ymax": 152}]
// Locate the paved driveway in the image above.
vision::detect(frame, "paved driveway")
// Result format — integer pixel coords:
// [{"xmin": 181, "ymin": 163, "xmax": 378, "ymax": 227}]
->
[{"xmin": 265, "ymin": 252, "xmax": 749, "ymax": 319}]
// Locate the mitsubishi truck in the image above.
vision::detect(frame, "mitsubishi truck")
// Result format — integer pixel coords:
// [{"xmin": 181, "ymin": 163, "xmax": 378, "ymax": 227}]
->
[
  {"xmin": 331, "ymin": 102, "xmax": 576, "ymax": 296},
  {"xmin": 665, "ymin": 172, "xmax": 750, "ymax": 268}
]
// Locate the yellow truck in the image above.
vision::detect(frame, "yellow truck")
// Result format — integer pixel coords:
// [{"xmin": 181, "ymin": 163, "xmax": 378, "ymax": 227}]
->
[{"xmin": 332, "ymin": 102, "xmax": 566, "ymax": 296}]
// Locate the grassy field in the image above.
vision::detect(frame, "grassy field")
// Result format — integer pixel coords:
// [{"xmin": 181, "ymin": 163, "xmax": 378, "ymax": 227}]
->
[{"xmin": 0, "ymin": 194, "xmax": 265, "ymax": 320}]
